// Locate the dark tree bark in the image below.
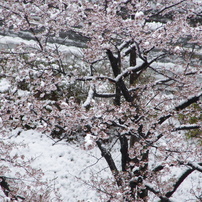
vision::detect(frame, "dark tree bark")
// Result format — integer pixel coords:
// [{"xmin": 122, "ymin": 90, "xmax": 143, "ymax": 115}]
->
[
  {"xmin": 119, "ymin": 135, "xmax": 130, "ymax": 171},
  {"xmin": 165, "ymin": 168, "xmax": 194, "ymax": 198},
  {"xmin": 106, "ymin": 49, "xmax": 121, "ymax": 105},
  {"xmin": 106, "ymin": 49, "xmax": 133, "ymax": 104},
  {"xmin": 129, "ymin": 46, "xmax": 137, "ymax": 85},
  {"xmin": 96, "ymin": 139, "xmax": 123, "ymax": 187},
  {"xmin": 175, "ymin": 92, "xmax": 202, "ymax": 111}
]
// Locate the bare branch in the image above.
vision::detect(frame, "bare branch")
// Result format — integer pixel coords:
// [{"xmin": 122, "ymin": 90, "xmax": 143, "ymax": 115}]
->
[
  {"xmin": 175, "ymin": 92, "xmax": 202, "ymax": 111},
  {"xmin": 24, "ymin": 15, "xmax": 44, "ymax": 51},
  {"xmin": 149, "ymin": 65, "xmax": 184, "ymax": 84},
  {"xmin": 152, "ymin": 0, "xmax": 186, "ymax": 16},
  {"xmin": 187, "ymin": 162, "xmax": 202, "ymax": 173},
  {"xmin": 165, "ymin": 168, "xmax": 194, "ymax": 198},
  {"xmin": 174, "ymin": 124, "xmax": 201, "ymax": 131},
  {"xmin": 96, "ymin": 139, "xmax": 123, "ymax": 187}
]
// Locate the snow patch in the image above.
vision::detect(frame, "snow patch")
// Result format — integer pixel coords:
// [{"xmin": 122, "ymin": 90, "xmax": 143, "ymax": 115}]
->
[
  {"xmin": 1, "ymin": 129, "xmax": 111, "ymax": 201},
  {"xmin": 0, "ymin": 78, "xmax": 11, "ymax": 92}
]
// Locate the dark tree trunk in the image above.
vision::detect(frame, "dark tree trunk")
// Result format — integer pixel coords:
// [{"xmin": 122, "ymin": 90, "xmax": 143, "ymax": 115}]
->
[
  {"xmin": 106, "ymin": 49, "xmax": 121, "ymax": 105},
  {"xmin": 129, "ymin": 126, "xmax": 149, "ymax": 201},
  {"xmin": 106, "ymin": 49, "xmax": 133, "ymax": 104},
  {"xmin": 119, "ymin": 135, "xmax": 130, "ymax": 171},
  {"xmin": 129, "ymin": 46, "xmax": 138, "ymax": 86}
]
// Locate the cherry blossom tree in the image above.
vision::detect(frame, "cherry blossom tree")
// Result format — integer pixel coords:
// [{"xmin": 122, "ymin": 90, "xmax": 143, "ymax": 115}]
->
[{"xmin": 0, "ymin": 0, "xmax": 202, "ymax": 201}]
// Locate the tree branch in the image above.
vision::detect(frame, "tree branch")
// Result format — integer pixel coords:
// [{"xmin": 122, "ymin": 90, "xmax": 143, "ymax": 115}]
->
[
  {"xmin": 144, "ymin": 183, "xmax": 173, "ymax": 202},
  {"xmin": 114, "ymin": 63, "xmax": 148, "ymax": 83},
  {"xmin": 175, "ymin": 92, "xmax": 202, "ymax": 111},
  {"xmin": 106, "ymin": 49, "xmax": 121, "ymax": 105},
  {"xmin": 157, "ymin": 114, "xmax": 172, "ymax": 124},
  {"xmin": 144, "ymin": 183, "xmax": 160, "ymax": 195},
  {"xmin": 94, "ymin": 92, "xmax": 116, "ymax": 98},
  {"xmin": 76, "ymin": 76, "xmax": 115, "ymax": 83},
  {"xmin": 187, "ymin": 162, "xmax": 202, "ymax": 173},
  {"xmin": 165, "ymin": 168, "xmax": 194, "ymax": 198},
  {"xmin": 96, "ymin": 139, "xmax": 123, "ymax": 187},
  {"xmin": 106, "ymin": 49, "xmax": 133, "ymax": 103},
  {"xmin": 106, "ymin": 49, "xmax": 120, "ymax": 77},
  {"xmin": 174, "ymin": 124, "xmax": 201, "ymax": 131},
  {"xmin": 155, "ymin": 0, "xmax": 186, "ymax": 16},
  {"xmin": 119, "ymin": 135, "xmax": 129, "ymax": 171},
  {"xmin": 24, "ymin": 15, "xmax": 44, "ymax": 51},
  {"xmin": 156, "ymin": 92, "xmax": 202, "ymax": 126}
]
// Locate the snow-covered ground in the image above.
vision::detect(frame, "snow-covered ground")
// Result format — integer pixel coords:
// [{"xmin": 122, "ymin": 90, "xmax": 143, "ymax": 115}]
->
[
  {"xmin": 0, "ymin": 35, "xmax": 82, "ymax": 57},
  {"xmin": 0, "ymin": 33, "xmax": 201, "ymax": 202},
  {"xmin": 0, "ymin": 129, "xmax": 112, "ymax": 201}
]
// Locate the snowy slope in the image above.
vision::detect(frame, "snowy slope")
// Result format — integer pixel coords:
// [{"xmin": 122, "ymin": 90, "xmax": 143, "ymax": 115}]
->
[{"xmin": 0, "ymin": 129, "xmax": 112, "ymax": 202}]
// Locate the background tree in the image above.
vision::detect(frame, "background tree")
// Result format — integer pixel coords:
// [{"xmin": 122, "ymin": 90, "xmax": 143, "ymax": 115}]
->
[{"xmin": 0, "ymin": 0, "xmax": 202, "ymax": 201}]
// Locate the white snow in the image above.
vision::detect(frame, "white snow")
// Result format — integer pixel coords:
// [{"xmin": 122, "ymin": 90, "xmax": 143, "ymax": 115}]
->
[
  {"xmin": 84, "ymin": 133, "xmax": 96, "ymax": 150},
  {"xmin": 0, "ymin": 78, "xmax": 11, "ymax": 92},
  {"xmin": 82, "ymin": 86, "xmax": 95, "ymax": 108},
  {"xmin": 0, "ymin": 129, "xmax": 111, "ymax": 201},
  {"xmin": 114, "ymin": 65, "xmax": 143, "ymax": 82},
  {"xmin": 135, "ymin": 11, "xmax": 144, "ymax": 19},
  {"xmin": 0, "ymin": 35, "xmax": 82, "ymax": 57}
]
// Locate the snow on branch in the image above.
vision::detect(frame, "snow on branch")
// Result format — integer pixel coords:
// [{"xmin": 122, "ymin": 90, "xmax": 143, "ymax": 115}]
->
[
  {"xmin": 144, "ymin": 183, "xmax": 173, "ymax": 202},
  {"xmin": 174, "ymin": 124, "xmax": 201, "ymax": 131},
  {"xmin": 115, "ymin": 54, "xmax": 166, "ymax": 83},
  {"xmin": 165, "ymin": 168, "xmax": 194, "ymax": 198},
  {"xmin": 153, "ymin": 78, "xmax": 172, "ymax": 85},
  {"xmin": 165, "ymin": 162, "xmax": 202, "ymax": 198},
  {"xmin": 145, "ymin": 162, "xmax": 202, "ymax": 199},
  {"xmin": 76, "ymin": 76, "xmax": 115, "ymax": 83},
  {"xmin": 175, "ymin": 92, "xmax": 202, "ymax": 111},
  {"xmin": 82, "ymin": 86, "xmax": 94, "ymax": 108},
  {"xmin": 158, "ymin": 114, "xmax": 172, "ymax": 124},
  {"xmin": 94, "ymin": 92, "xmax": 115, "ymax": 98},
  {"xmin": 187, "ymin": 162, "xmax": 202, "ymax": 173},
  {"xmin": 114, "ymin": 63, "xmax": 147, "ymax": 82},
  {"xmin": 123, "ymin": 42, "xmax": 136, "ymax": 56},
  {"xmin": 156, "ymin": 92, "xmax": 201, "ymax": 125},
  {"xmin": 117, "ymin": 40, "xmax": 131, "ymax": 51},
  {"xmin": 144, "ymin": 183, "xmax": 160, "ymax": 195}
]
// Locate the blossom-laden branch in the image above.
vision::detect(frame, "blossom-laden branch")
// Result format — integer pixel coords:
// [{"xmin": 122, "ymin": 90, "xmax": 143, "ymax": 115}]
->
[
  {"xmin": 145, "ymin": 162, "xmax": 202, "ymax": 200},
  {"xmin": 152, "ymin": 92, "xmax": 202, "ymax": 127},
  {"xmin": 0, "ymin": 0, "xmax": 202, "ymax": 201}
]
